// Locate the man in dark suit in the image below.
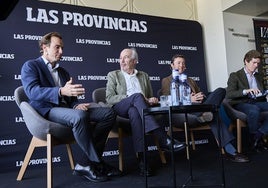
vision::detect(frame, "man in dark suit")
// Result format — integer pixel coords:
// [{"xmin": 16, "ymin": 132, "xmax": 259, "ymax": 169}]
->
[
  {"xmin": 21, "ymin": 32, "xmax": 121, "ymax": 182},
  {"xmin": 226, "ymin": 49, "xmax": 268, "ymax": 152}
]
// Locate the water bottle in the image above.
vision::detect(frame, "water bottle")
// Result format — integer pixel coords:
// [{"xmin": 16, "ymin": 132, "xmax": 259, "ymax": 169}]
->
[
  {"xmin": 170, "ymin": 69, "xmax": 180, "ymax": 106},
  {"xmin": 172, "ymin": 69, "xmax": 180, "ymax": 81},
  {"xmin": 179, "ymin": 74, "xmax": 192, "ymax": 105}
]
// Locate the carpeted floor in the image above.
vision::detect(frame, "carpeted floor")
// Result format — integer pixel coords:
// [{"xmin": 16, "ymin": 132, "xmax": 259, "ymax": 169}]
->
[{"xmin": 1, "ymin": 140, "xmax": 268, "ymax": 188}]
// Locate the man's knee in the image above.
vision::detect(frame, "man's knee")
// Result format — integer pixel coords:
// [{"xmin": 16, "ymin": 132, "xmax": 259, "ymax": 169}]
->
[
  {"xmin": 102, "ymin": 107, "xmax": 116, "ymax": 120},
  {"xmin": 213, "ymin": 87, "xmax": 226, "ymax": 97}
]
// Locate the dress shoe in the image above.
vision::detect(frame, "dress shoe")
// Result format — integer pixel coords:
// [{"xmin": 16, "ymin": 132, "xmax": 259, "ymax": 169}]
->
[
  {"xmin": 160, "ymin": 136, "xmax": 186, "ymax": 152},
  {"xmin": 197, "ymin": 112, "xmax": 213, "ymax": 123},
  {"xmin": 73, "ymin": 163, "xmax": 108, "ymax": 182},
  {"xmin": 223, "ymin": 152, "xmax": 250, "ymax": 163},
  {"xmin": 252, "ymin": 137, "xmax": 268, "ymax": 153},
  {"xmin": 138, "ymin": 160, "xmax": 153, "ymax": 177},
  {"xmin": 97, "ymin": 162, "xmax": 123, "ymax": 177}
]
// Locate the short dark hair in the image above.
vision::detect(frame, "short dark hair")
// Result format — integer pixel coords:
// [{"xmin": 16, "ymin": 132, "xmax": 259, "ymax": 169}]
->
[
  {"xmin": 171, "ymin": 54, "xmax": 185, "ymax": 64},
  {"xmin": 243, "ymin": 50, "xmax": 261, "ymax": 64},
  {"xmin": 39, "ymin": 32, "xmax": 62, "ymax": 54}
]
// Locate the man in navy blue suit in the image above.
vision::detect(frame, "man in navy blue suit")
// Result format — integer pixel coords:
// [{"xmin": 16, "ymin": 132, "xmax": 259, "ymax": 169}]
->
[{"xmin": 21, "ymin": 32, "xmax": 121, "ymax": 182}]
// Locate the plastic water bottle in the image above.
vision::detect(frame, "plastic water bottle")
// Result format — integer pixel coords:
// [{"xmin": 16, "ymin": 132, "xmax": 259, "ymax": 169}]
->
[
  {"xmin": 170, "ymin": 69, "xmax": 180, "ymax": 106},
  {"xmin": 179, "ymin": 74, "xmax": 191, "ymax": 105},
  {"xmin": 172, "ymin": 69, "xmax": 180, "ymax": 81}
]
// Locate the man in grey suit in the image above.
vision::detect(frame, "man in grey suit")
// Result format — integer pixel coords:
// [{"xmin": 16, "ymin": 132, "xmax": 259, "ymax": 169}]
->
[
  {"xmin": 226, "ymin": 49, "xmax": 268, "ymax": 152},
  {"xmin": 21, "ymin": 32, "xmax": 121, "ymax": 183},
  {"xmin": 105, "ymin": 48, "xmax": 185, "ymax": 176}
]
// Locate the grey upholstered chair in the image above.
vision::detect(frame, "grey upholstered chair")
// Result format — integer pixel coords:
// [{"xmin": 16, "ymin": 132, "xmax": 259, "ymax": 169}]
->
[
  {"xmin": 222, "ymin": 98, "xmax": 247, "ymax": 153},
  {"xmin": 222, "ymin": 98, "xmax": 268, "ymax": 153},
  {"xmin": 14, "ymin": 86, "xmax": 75, "ymax": 188},
  {"xmin": 92, "ymin": 87, "xmax": 167, "ymax": 171}
]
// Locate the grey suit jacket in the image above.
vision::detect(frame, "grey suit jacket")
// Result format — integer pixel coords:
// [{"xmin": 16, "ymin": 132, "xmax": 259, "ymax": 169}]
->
[
  {"xmin": 226, "ymin": 68, "xmax": 264, "ymax": 105},
  {"xmin": 106, "ymin": 70, "xmax": 154, "ymax": 106}
]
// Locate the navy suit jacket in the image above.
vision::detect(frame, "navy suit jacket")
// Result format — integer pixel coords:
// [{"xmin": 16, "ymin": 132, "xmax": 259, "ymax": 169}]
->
[{"xmin": 21, "ymin": 56, "xmax": 78, "ymax": 117}]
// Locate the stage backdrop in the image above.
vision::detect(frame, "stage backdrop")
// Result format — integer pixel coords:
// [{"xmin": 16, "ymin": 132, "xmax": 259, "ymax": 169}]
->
[
  {"xmin": 0, "ymin": 0, "xmax": 207, "ymax": 172},
  {"xmin": 253, "ymin": 19, "xmax": 268, "ymax": 90}
]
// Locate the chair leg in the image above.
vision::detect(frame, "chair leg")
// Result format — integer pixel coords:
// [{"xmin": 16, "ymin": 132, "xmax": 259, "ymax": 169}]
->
[
  {"xmin": 66, "ymin": 144, "xmax": 74, "ymax": 170},
  {"xmin": 17, "ymin": 137, "xmax": 38, "ymax": 181},
  {"xmin": 118, "ymin": 128, "xmax": 124, "ymax": 171},
  {"xmin": 190, "ymin": 131, "xmax": 196, "ymax": 150},
  {"xmin": 237, "ymin": 119, "xmax": 243, "ymax": 153},
  {"xmin": 153, "ymin": 136, "xmax": 167, "ymax": 164},
  {"xmin": 47, "ymin": 134, "xmax": 52, "ymax": 188},
  {"xmin": 184, "ymin": 122, "xmax": 190, "ymax": 160}
]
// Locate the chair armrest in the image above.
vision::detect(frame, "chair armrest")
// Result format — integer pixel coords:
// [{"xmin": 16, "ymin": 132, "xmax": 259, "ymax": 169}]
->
[
  {"xmin": 222, "ymin": 99, "xmax": 247, "ymax": 121},
  {"xmin": 20, "ymin": 102, "xmax": 73, "ymax": 142}
]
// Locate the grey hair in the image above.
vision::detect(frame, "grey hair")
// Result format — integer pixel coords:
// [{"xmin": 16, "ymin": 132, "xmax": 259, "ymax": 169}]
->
[{"xmin": 130, "ymin": 48, "xmax": 139, "ymax": 62}]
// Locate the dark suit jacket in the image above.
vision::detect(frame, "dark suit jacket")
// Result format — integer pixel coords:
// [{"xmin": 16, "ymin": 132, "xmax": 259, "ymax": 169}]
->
[
  {"xmin": 226, "ymin": 68, "xmax": 265, "ymax": 105},
  {"xmin": 21, "ymin": 56, "xmax": 78, "ymax": 117}
]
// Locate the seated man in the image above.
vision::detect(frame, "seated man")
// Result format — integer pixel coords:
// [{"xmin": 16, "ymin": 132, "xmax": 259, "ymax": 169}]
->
[
  {"xmin": 105, "ymin": 48, "xmax": 186, "ymax": 176},
  {"xmin": 21, "ymin": 32, "xmax": 121, "ymax": 183},
  {"xmin": 161, "ymin": 54, "xmax": 249, "ymax": 162},
  {"xmin": 226, "ymin": 49, "xmax": 268, "ymax": 152}
]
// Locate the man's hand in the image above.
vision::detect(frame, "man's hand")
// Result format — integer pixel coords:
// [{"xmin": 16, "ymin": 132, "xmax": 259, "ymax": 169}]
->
[
  {"xmin": 245, "ymin": 88, "xmax": 261, "ymax": 96},
  {"xmin": 191, "ymin": 92, "xmax": 204, "ymax": 103},
  {"xmin": 74, "ymin": 103, "xmax": 90, "ymax": 111},
  {"xmin": 147, "ymin": 97, "xmax": 159, "ymax": 106},
  {"xmin": 60, "ymin": 77, "xmax": 85, "ymax": 97}
]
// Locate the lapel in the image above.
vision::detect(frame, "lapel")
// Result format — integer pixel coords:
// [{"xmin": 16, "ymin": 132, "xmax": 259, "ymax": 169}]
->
[
  {"xmin": 38, "ymin": 57, "xmax": 56, "ymax": 86},
  {"xmin": 137, "ymin": 72, "xmax": 145, "ymax": 92},
  {"xmin": 118, "ymin": 71, "xmax": 127, "ymax": 89},
  {"xmin": 238, "ymin": 68, "xmax": 250, "ymax": 88},
  {"xmin": 255, "ymin": 72, "xmax": 264, "ymax": 91}
]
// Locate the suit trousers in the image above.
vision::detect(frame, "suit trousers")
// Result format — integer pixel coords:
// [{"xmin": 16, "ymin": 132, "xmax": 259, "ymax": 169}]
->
[
  {"xmin": 202, "ymin": 88, "xmax": 235, "ymax": 147},
  {"xmin": 169, "ymin": 88, "xmax": 235, "ymax": 147},
  {"xmin": 47, "ymin": 106, "xmax": 115, "ymax": 163},
  {"xmin": 112, "ymin": 93, "xmax": 160, "ymax": 152},
  {"xmin": 234, "ymin": 101, "xmax": 268, "ymax": 135}
]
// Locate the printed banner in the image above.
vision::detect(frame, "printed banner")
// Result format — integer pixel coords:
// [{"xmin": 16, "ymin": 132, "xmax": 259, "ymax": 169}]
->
[
  {"xmin": 253, "ymin": 19, "xmax": 268, "ymax": 89},
  {"xmin": 0, "ymin": 0, "xmax": 206, "ymax": 172}
]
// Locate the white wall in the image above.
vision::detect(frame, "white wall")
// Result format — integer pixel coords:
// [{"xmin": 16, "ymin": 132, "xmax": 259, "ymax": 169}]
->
[
  {"xmin": 223, "ymin": 12, "xmax": 257, "ymax": 75},
  {"xmin": 196, "ymin": 0, "xmax": 229, "ymax": 90}
]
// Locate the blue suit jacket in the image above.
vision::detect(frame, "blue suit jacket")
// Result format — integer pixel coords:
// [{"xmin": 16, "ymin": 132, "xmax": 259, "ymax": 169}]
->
[{"xmin": 21, "ymin": 56, "xmax": 78, "ymax": 117}]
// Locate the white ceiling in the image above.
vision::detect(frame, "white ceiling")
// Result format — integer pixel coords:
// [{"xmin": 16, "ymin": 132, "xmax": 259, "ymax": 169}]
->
[{"xmin": 224, "ymin": 0, "xmax": 268, "ymax": 17}]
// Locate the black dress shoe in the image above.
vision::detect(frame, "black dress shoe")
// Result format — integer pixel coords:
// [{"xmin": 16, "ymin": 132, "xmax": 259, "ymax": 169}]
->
[
  {"xmin": 223, "ymin": 152, "xmax": 250, "ymax": 163},
  {"xmin": 97, "ymin": 162, "xmax": 123, "ymax": 177},
  {"xmin": 138, "ymin": 160, "xmax": 153, "ymax": 177},
  {"xmin": 252, "ymin": 137, "xmax": 268, "ymax": 153},
  {"xmin": 73, "ymin": 163, "xmax": 108, "ymax": 182},
  {"xmin": 160, "ymin": 137, "xmax": 186, "ymax": 152}
]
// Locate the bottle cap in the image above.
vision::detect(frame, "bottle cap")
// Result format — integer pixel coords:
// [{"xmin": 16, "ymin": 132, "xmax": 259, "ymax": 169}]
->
[
  {"xmin": 180, "ymin": 73, "xmax": 187, "ymax": 81},
  {"xmin": 172, "ymin": 69, "xmax": 179, "ymax": 79}
]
